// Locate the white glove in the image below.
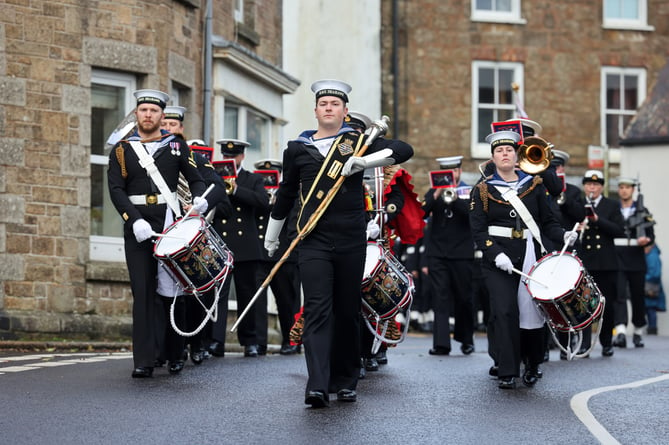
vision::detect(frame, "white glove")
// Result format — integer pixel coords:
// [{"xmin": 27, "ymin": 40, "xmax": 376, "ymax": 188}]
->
[
  {"xmin": 494, "ymin": 253, "xmax": 514, "ymax": 274},
  {"xmin": 132, "ymin": 219, "xmax": 154, "ymax": 243},
  {"xmin": 563, "ymin": 230, "xmax": 578, "ymax": 247},
  {"xmin": 264, "ymin": 217, "xmax": 285, "ymax": 257},
  {"xmin": 341, "ymin": 148, "xmax": 394, "ymax": 176},
  {"xmin": 366, "ymin": 219, "xmax": 380, "ymax": 240},
  {"xmin": 192, "ymin": 196, "xmax": 208, "ymax": 214}
]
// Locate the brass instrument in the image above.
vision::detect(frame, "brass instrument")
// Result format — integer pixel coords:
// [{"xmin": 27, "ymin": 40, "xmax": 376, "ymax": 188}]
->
[
  {"xmin": 177, "ymin": 173, "xmax": 192, "ymax": 207},
  {"xmin": 518, "ymin": 136, "xmax": 553, "ymax": 174},
  {"xmin": 224, "ymin": 178, "xmax": 236, "ymax": 195},
  {"xmin": 442, "ymin": 188, "xmax": 457, "ymax": 204}
]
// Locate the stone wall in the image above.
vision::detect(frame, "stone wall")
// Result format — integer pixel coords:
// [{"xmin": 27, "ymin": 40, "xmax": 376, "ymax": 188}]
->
[{"xmin": 0, "ymin": 0, "xmax": 283, "ymax": 339}]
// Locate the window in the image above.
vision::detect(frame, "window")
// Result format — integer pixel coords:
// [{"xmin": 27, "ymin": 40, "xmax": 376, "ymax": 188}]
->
[
  {"xmin": 603, "ymin": 0, "xmax": 652, "ymax": 30},
  {"xmin": 90, "ymin": 70, "xmax": 136, "ymax": 261},
  {"xmin": 601, "ymin": 67, "xmax": 646, "ymax": 148},
  {"xmin": 234, "ymin": 0, "xmax": 244, "ymax": 23},
  {"xmin": 223, "ymin": 104, "xmax": 270, "ymax": 166},
  {"xmin": 472, "ymin": 0, "xmax": 525, "ymax": 24},
  {"xmin": 471, "ymin": 61, "xmax": 524, "ymax": 158}
]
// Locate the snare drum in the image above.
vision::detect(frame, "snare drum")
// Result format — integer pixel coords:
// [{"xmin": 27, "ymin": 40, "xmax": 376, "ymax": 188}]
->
[
  {"xmin": 361, "ymin": 242, "xmax": 414, "ymax": 321},
  {"xmin": 525, "ymin": 252, "xmax": 603, "ymax": 332},
  {"xmin": 154, "ymin": 216, "xmax": 233, "ymax": 294}
]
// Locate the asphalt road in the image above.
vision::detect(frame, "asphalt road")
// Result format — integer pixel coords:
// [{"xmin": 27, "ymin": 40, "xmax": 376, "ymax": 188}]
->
[{"xmin": 1, "ymin": 332, "xmax": 668, "ymax": 445}]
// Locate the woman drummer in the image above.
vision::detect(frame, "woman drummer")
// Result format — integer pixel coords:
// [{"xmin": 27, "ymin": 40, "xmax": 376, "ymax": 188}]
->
[{"xmin": 469, "ymin": 130, "xmax": 577, "ymax": 389}]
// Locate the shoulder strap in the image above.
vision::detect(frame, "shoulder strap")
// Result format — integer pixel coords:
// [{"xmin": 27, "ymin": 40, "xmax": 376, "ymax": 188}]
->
[
  {"xmin": 493, "ymin": 185, "xmax": 547, "ymax": 254},
  {"xmin": 128, "ymin": 140, "xmax": 181, "ymax": 217}
]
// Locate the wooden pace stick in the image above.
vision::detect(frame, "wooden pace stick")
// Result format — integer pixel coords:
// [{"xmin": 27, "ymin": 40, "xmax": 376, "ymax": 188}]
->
[
  {"xmin": 230, "ymin": 116, "xmax": 390, "ymax": 333},
  {"xmin": 513, "ymin": 267, "xmax": 549, "ymax": 288}
]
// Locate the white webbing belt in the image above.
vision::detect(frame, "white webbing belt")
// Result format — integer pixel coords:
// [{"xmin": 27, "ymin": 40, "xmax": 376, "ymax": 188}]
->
[
  {"xmin": 128, "ymin": 140, "xmax": 181, "ymax": 217},
  {"xmin": 614, "ymin": 238, "xmax": 639, "ymax": 247},
  {"xmin": 128, "ymin": 193, "xmax": 177, "ymax": 206},
  {"xmin": 488, "ymin": 226, "xmax": 529, "ymax": 239},
  {"xmin": 494, "ymin": 185, "xmax": 547, "ymax": 254}
]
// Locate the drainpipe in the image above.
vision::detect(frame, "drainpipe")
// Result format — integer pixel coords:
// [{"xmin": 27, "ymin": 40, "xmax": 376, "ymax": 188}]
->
[{"xmin": 203, "ymin": 0, "xmax": 213, "ymax": 144}]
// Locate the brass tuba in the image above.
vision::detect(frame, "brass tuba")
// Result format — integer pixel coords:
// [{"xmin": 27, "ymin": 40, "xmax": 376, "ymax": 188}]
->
[{"xmin": 518, "ymin": 136, "xmax": 553, "ymax": 175}]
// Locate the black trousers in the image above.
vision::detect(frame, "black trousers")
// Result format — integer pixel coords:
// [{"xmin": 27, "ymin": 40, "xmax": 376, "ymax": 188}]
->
[
  {"xmin": 614, "ymin": 270, "xmax": 648, "ymax": 329},
  {"xmin": 256, "ymin": 260, "xmax": 301, "ymax": 346},
  {"xmin": 124, "ymin": 237, "xmax": 162, "ymax": 368},
  {"xmin": 206, "ymin": 273, "xmax": 232, "ymax": 345},
  {"xmin": 429, "ymin": 258, "xmax": 475, "ymax": 350},
  {"xmin": 230, "ymin": 261, "xmax": 261, "ymax": 346},
  {"xmin": 483, "ymin": 262, "xmax": 544, "ymax": 378},
  {"xmin": 157, "ymin": 296, "xmax": 186, "ymax": 362},
  {"xmin": 299, "ymin": 246, "xmax": 364, "ymax": 395},
  {"xmin": 583, "ymin": 270, "xmax": 617, "ymax": 348}
]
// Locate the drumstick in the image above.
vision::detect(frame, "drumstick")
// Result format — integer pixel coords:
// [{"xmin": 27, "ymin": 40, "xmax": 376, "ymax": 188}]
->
[
  {"xmin": 182, "ymin": 183, "xmax": 215, "ymax": 219},
  {"xmin": 512, "ymin": 268, "xmax": 548, "ymax": 288},
  {"xmin": 551, "ymin": 222, "xmax": 580, "ymax": 273},
  {"xmin": 151, "ymin": 232, "xmax": 187, "ymax": 240}
]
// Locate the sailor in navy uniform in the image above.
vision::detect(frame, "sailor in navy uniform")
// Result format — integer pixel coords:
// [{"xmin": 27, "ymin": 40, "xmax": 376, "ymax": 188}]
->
[
  {"xmin": 254, "ymin": 158, "xmax": 301, "ymax": 356},
  {"xmin": 469, "ymin": 131, "xmax": 573, "ymax": 389},
  {"xmin": 209, "ymin": 139, "xmax": 270, "ymax": 358},
  {"xmin": 107, "ymin": 89, "xmax": 209, "ymax": 378},
  {"xmin": 578, "ymin": 170, "xmax": 626, "ymax": 356},
  {"xmin": 422, "ymin": 155, "xmax": 476, "ymax": 356},
  {"xmin": 612, "ymin": 177, "xmax": 654, "ymax": 348},
  {"xmin": 264, "ymin": 80, "xmax": 413, "ymax": 407}
]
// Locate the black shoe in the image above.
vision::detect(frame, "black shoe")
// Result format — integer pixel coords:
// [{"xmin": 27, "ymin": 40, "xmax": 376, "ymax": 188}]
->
[
  {"xmin": 364, "ymin": 357, "xmax": 379, "ymax": 371},
  {"xmin": 153, "ymin": 359, "xmax": 165, "ymax": 368},
  {"xmin": 577, "ymin": 347, "xmax": 590, "ymax": 358},
  {"xmin": 244, "ymin": 344, "xmax": 259, "ymax": 357},
  {"xmin": 460, "ymin": 344, "xmax": 475, "ymax": 355},
  {"xmin": 280, "ymin": 344, "xmax": 299, "ymax": 355},
  {"xmin": 359, "ymin": 363, "xmax": 366, "ymax": 380},
  {"xmin": 191, "ymin": 350, "xmax": 204, "ymax": 365},
  {"xmin": 131, "ymin": 367, "xmax": 153, "ymax": 378},
  {"xmin": 208, "ymin": 341, "xmax": 225, "ymax": 357},
  {"xmin": 257, "ymin": 345, "xmax": 267, "ymax": 356},
  {"xmin": 543, "ymin": 350, "xmax": 550, "ymax": 362},
  {"xmin": 429, "ymin": 346, "xmax": 450, "ymax": 356},
  {"xmin": 560, "ymin": 351, "xmax": 568, "ymax": 360},
  {"xmin": 633, "ymin": 334, "xmax": 644, "ymax": 348},
  {"xmin": 648, "ymin": 327, "xmax": 658, "ymax": 335},
  {"xmin": 612, "ymin": 333, "xmax": 627, "ymax": 348},
  {"xmin": 168, "ymin": 361, "xmax": 184, "ymax": 374},
  {"xmin": 375, "ymin": 350, "xmax": 388, "ymax": 365},
  {"xmin": 305, "ymin": 390, "xmax": 329, "ymax": 408},
  {"xmin": 522, "ymin": 368, "xmax": 539, "ymax": 387},
  {"xmin": 498, "ymin": 377, "xmax": 516, "ymax": 389},
  {"xmin": 181, "ymin": 348, "xmax": 189, "ymax": 362},
  {"xmin": 336, "ymin": 389, "xmax": 357, "ymax": 402},
  {"xmin": 602, "ymin": 346, "xmax": 614, "ymax": 357},
  {"xmin": 488, "ymin": 366, "xmax": 499, "ymax": 377},
  {"xmin": 535, "ymin": 366, "xmax": 543, "ymax": 379}
]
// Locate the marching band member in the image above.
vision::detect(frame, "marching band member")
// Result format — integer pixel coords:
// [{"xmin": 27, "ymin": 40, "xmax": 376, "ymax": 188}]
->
[
  {"xmin": 264, "ymin": 80, "xmax": 413, "ymax": 408},
  {"xmin": 469, "ymin": 131, "xmax": 575, "ymax": 389},
  {"xmin": 612, "ymin": 177, "xmax": 655, "ymax": 349},
  {"xmin": 422, "ymin": 156, "xmax": 476, "ymax": 357},
  {"xmin": 209, "ymin": 139, "xmax": 270, "ymax": 358},
  {"xmin": 107, "ymin": 89, "xmax": 209, "ymax": 378}
]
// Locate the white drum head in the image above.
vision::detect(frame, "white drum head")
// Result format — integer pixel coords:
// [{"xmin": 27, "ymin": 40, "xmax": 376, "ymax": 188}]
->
[
  {"xmin": 527, "ymin": 253, "xmax": 582, "ymax": 300},
  {"xmin": 154, "ymin": 217, "xmax": 202, "ymax": 256},
  {"xmin": 363, "ymin": 243, "xmax": 383, "ymax": 278}
]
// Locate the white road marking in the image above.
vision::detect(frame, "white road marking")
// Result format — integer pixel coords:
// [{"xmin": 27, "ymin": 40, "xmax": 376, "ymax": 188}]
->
[
  {"xmin": 570, "ymin": 373, "xmax": 669, "ymax": 445},
  {"xmin": 0, "ymin": 352, "xmax": 132, "ymax": 374}
]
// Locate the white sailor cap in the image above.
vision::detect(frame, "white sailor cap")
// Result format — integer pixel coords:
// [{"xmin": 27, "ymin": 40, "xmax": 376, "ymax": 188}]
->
[
  {"xmin": 133, "ymin": 89, "xmax": 169, "ymax": 109},
  {"xmin": 551, "ymin": 149, "xmax": 570, "ymax": 166},
  {"xmin": 311, "ymin": 79, "xmax": 352, "ymax": 103},
  {"xmin": 617, "ymin": 177, "xmax": 637, "ymax": 186},
  {"xmin": 163, "ymin": 106, "xmax": 187, "ymax": 121},
  {"xmin": 436, "ymin": 156, "xmax": 463, "ymax": 169},
  {"xmin": 485, "ymin": 131, "xmax": 521, "ymax": 152}
]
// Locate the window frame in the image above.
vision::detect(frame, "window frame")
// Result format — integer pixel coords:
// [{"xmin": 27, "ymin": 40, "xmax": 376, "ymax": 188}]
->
[
  {"xmin": 471, "ymin": 0, "xmax": 526, "ymax": 24},
  {"xmin": 471, "ymin": 61, "xmax": 525, "ymax": 159},
  {"xmin": 90, "ymin": 69, "xmax": 136, "ymax": 262},
  {"xmin": 222, "ymin": 102, "xmax": 271, "ymax": 166},
  {"xmin": 600, "ymin": 66, "xmax": 646, "ymax": 149},
  {"xmin": 603, "ymin": 0, "xmax": 653, "ymax": 31}
]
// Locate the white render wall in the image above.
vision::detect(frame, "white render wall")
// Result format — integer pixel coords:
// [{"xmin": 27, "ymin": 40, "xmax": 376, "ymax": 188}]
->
[{"xmin": 281, "ymin": 0, "xmax": 382, "ymax": 149}]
